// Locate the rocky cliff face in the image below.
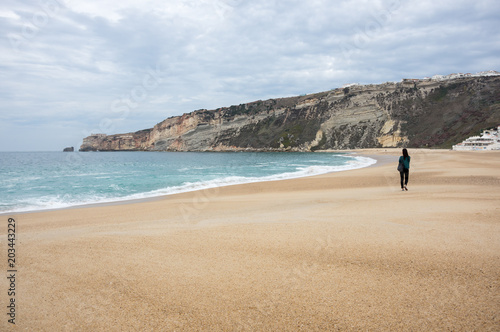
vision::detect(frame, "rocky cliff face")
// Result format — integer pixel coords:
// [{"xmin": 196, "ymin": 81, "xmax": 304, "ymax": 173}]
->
[{"xmin": 80, "ymin": 75, "xmax": 500, "ymax": 152}]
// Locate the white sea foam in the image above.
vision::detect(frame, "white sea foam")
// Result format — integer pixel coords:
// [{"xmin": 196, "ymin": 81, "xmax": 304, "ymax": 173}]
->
[{"xmin": 0, "ymin": 155, "xmax": 376, "ymax": 214}]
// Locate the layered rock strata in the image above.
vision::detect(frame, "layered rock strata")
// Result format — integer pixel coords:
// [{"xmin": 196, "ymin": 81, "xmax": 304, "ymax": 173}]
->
[{"xmin": 80, "ymin": 75, "xmax": 500, "ymax": 151}]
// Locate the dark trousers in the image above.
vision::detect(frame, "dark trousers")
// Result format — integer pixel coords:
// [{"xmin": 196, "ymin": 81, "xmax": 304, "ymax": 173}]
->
[{"xmin": 400, "ymin": 169, "xmax": 409, "ymax": 188}]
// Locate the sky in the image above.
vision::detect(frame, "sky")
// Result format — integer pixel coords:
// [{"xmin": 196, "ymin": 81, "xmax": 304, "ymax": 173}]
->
[{"xmin": 1, "ymin": 0, "xmax": 499, "ymax": 151}]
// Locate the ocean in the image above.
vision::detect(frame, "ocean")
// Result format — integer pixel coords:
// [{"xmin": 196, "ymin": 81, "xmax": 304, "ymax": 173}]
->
[{"xmin": 0, "ymin": 151, "xmax": 376, "ymax": 214}]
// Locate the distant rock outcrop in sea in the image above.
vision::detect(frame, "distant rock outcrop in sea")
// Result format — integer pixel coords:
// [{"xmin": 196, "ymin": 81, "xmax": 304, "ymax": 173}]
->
[
  {"xmin": 80, "ymin": 72, "xmax": 500, "ymax": 152},
  {"xmin": 63, "ymin": 147, "xmax": 74, "ymax": 152}
]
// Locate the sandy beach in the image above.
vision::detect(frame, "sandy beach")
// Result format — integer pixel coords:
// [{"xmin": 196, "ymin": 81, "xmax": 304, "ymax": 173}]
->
[{"xmin": 1, "ymin": 149, "xmax": 499, "ymax": 331}]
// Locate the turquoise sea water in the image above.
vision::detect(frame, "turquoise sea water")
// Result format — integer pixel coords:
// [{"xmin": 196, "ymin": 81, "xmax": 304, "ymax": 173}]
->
[{"xmin": 0, "ymin": 151, "xmax": 376, "ymax": 213}]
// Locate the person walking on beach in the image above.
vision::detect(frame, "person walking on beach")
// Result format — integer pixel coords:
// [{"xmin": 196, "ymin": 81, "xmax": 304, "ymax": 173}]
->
[{"xmin": 398, "ymin": 148, "xmax": 411, "ymax": 191}]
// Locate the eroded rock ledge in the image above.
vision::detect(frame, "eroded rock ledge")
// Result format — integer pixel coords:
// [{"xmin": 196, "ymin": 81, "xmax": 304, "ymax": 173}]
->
[{"xmin": 80, "ymin": 75, "xmax": 500, "ymax": 152}]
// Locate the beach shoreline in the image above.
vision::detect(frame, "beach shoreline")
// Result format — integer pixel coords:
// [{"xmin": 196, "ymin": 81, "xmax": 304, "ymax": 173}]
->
[
  {"xmin": 0, "ymin": 150, "xmax": 379, "ymax": 216},
  {"xmin": 1, "ymin": 149, "xmax": 499, "ymax": 330}
]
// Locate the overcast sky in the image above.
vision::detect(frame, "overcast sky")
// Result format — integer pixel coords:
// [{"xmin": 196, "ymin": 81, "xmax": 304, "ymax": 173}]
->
[{"xmin": 1, "ymin": 0, "xmax": 499, "ymax": 151}]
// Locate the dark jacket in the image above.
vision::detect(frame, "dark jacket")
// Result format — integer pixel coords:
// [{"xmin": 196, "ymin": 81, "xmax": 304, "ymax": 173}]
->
[{"xmin": 399, "ymin": 156, "xmax": 410, "ymax": 170}]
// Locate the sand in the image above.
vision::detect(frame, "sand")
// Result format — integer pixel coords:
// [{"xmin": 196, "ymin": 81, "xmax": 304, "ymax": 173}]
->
[{"xmin": 1, "ymin": 149, "xmax": 499, "ymax": 331}]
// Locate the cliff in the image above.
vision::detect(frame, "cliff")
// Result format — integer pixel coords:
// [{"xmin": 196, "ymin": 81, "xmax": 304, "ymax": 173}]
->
[{"xmin": 80, "ymin": 74, "xmax": 500, "ymax": 152}]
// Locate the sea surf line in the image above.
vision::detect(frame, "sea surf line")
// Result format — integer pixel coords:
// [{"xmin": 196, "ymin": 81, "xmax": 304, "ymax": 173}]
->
[{"xmin": 0, "ymin": 151, "xmax": 376, "ymax": 214}]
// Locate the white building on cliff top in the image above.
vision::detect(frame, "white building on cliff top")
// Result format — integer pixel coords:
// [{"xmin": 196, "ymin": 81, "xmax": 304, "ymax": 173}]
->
[
  {"xmin": 452, "ymin": 126, "xmax": 500, "ymax": 151},
  {"xmin": 431, "ymin": 71, "xmax": 500, "ymax": 81}
]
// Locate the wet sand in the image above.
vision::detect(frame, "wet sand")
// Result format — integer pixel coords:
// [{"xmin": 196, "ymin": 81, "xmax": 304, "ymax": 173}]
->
[{"xmin": 1, "ymin": 149, "xmax": 499, "ymax": 330}]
